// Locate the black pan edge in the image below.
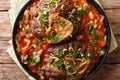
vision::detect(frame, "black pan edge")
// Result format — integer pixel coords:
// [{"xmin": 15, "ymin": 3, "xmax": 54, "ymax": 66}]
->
[
  {"xmin": 12, "ymin": 0, "xmax": 111, "ymax": 80},
  {"xmin": 81, "ymin": 0, "xmax": 111, "ymax": 80},
  {"xmin": 12, "ymin": 0, "xmax": 40, "ymax": 80}
]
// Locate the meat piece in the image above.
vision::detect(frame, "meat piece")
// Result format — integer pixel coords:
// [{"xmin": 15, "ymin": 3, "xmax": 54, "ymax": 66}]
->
[
  {"xmin": 30, "ymin": 6, "xmax": 38, "ymax": 17},
  {"xmin": 57, "ymin": 0, "xmax": 75, "ymax": 18},
  {"xmin": 30, "ymin": 19, "xmax": 45, "ymax": 38},
  {"xmin": 47, "ymin": 44, "xmax": 66, "ymax": 56},
  {"xmin": 41, "ymin": 64, "xmax": 65, "ymax": 79},
  {"xmin": 47, "ymin": 13, "xmax": 73, "ymax": 44},
  {"xmin": 72, "ymin": 40, "xmax": 82, "ymax": 50}
]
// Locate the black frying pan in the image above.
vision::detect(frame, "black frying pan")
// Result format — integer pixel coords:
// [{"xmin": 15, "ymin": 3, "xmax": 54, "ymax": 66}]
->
[{"xmin": 12, "ymin": 0, "xmax": 111, "ymax": 80}]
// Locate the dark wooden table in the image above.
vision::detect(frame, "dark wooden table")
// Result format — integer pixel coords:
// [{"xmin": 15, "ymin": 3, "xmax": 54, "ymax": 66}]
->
[{"xmin": 0, "ymin": 0, "xmax": 120, "ymax": 80}]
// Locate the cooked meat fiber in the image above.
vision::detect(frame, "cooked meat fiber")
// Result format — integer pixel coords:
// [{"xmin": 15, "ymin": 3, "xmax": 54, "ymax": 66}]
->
[
  {"xmin": 30, "ymin": 19, "xmax": 45, "ymax": 38},
  {"xmin": 41, "ymin": 64, "xmax": 66, "ymax": 79},
  {"xmin": 30, "ymin": 6, "xmax": 38, "ymax": 17}
]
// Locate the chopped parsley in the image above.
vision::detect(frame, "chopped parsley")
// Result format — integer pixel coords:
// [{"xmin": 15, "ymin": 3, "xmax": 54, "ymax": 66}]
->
[
  {"xmin": 58, "ymin": 48, "xmax": 66, "ymax": 58},
  {"xmin": 90, "ymin": 39, "xmax": 97, "ymax": 45},
  {"xmin": 87, "ymin": 21, "xmax": 93, "ymax": 29},
  {"xmin": 86, "ymin": 50, "xmax": 93, "ymax": 58},
  {"xmin": 98, "ymin": 48, "xmax": 103, "ymax": 54},
  {"xmin": 77, "ymin": 7, "xmax": 87, "ymax": 16},
  {"xmin": 40, "ymin": 8, "xmax": 49, "ymax": 15},
  {"xmin": 40, "ymin": 14, "xmax": 48, "ymax": 23},
  {"xmin": 19, "ymin": 21, "xmax": 24, "ymax": 25},
  {"xmin": 57, "ymin": 21, "xmax": 66, "ymax": 27},
  {"xmin": 50, "ymin": 32, "xmax": 59, "ymax": 42},
  {"xmin": 22, "ymin": 25, "xmax": 30, "ymax": 32},
  {"xmin": 23, "ymin": 54, "xmax": 29, "ymax": 64},
  {"xmin": 54, "ymin": 58, "xmax": 63, "ymax": 67},
  {"xmin": 68, "ymin": 67, "xmax": 74, "ymax": 73},
  {"xmin": 32, "ymin": 53, "xmax": 41, "ymax": 64},
  {"xmin": 39, "ymin": 25, "xmax": 45, "ymax": 29},
  {"xmin": 15, "ymin": 36, "xmax": 19, "ymax": 43},
  {"xmin": 31, "ymin": 44, "xmax": 37, "ymax": 48},
  {"xmin": 72, "ymin": 50, "xmax": 80, "ymax": 58}
]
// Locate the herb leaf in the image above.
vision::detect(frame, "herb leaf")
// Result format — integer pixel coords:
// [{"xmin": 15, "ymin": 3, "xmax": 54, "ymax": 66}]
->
[
  {"xmin": 72, "ymin": 50, "xmax": 80, "ymax": 58},
  {"xmin": 40, "ymin": 14, "xmax": 48, "ymax": 23},
  {"xmin": 68, "ymin": 67, "xmax": 74, "ymax": 73},
  {"xmin": 50, "ymin": 32, "xmax": 59, "ymax": 42},
  {"xmin": 19, "ymin": 21, "xmax": 24, "ymax": 25},
  {"xmin": 77, "ymin": 7, "xmax": 86, "ymax": 16},
  {"xmin": 33, "ymin": 53, "xmax": 40, "ymax": 64},
  {"xmin": 31, "ymin": 44, "xmax": 37, "ymax": 48},
  {"xmin": 58, "ymin": 48, "xmax": 66, "ymax": 57},
  {"xmin": 54, "ymin": 59, "xmax": 63, "ymax": 67},
  {"xmin": 57, "ymin": 21, "xmax": 66, "ymax": 27},
  {"xmin": 22, "ymin": 25, "xmax": 30, "ymax": 32},
  {"xmin": 23, "ymin": 54, "xmax": 28, "ymax": 64},
  {"xmin": 15, "ymin": 36, "xmax": 19, "ymax": 43},
  {"xmin": 86, "ymin": 50, "xmax": 93, "ymax": 57}
]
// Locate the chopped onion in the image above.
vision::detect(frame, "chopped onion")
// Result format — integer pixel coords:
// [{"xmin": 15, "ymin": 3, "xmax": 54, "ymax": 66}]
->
[
  {"xmin": 99, "ymin": 49, "xmax": 105, "ymax": 56},
  {"xmin": 100, "ymin": 15, "xmax": 104, "ymax": 22}
]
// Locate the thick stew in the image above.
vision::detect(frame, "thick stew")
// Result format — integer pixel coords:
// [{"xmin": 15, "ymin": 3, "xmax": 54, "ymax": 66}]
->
[{"xmin": 15, "ymin": 0, "xmax": 106, "ymax": 80}]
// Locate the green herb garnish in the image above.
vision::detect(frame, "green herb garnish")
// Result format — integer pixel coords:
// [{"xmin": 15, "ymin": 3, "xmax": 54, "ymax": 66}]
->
[
  {"xmin": 57, "ymin": 21, "xmax": 66, "ymax": 27},
  {"xmin": 58, "ymin": 48, "xmax": 66, "ymax": 57},
  {"xmin": 40, "ymin": 14, "xmax": 48, "ymax": 23},
  {"xmin": 39, "ymin": 25, "xmax": 45, "ymax": 29},
  {"xmin": 23, "ymin": 54, "xmax": 28, "ymax": 64},
  {"xmin": 72, "ymin": 50, "xmax": 80, "ymax": 58},
  {"xmin": 32, "ymin": 53, "xmax": 40, "ymax": 64},
  {"xmin": 68, "ymin": 67, "xmax": 74, "ymax": 73},
  {"xmin": 19, "ymin": 21, "xmax": 24, "ymax": 25},
  {"xmin": 90, "ymin": 39, "xmax": 97, "ymax": 45},
  {"xmin": 50, "ymin": 32, "xmax": 59, "ymax": 42},
  {"xmin": 86, "ymin": 50, "xmax": 93, "ymax": 57},
  {"xmin": 54, "ymin": 59, "xmax": 63, "ymax": 67},
  {"xmin": 31, "ymin": 44, "xmax": 37, "ymax": 48},
  {"xmin": 40, "ymin": 8, "xmax": 49, "ymax": 15},
  {"xmin": 77, "ymin": 7, "xmax": 86, "ymax": 16},
  {"xmin": 98, "ymin": 48, "xmax": 103, "ymax": 54},
  {"xmin": 87, "ymin": 21, "xmax": 93, "ymax": 29},
  {"xmin": 15, "ymin": 36, "xmax": 19, "ymax": 43},
  {"xmin": 22, "ymin": 25, "xmax": 30, "ymax": 32}
]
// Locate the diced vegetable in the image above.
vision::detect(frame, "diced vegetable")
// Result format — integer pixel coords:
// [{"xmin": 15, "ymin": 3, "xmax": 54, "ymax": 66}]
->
[
  {"xmin": 31, "ymin": 44, "xmax": 37, "ymax": 48},
  {"xmin": 54, "ymin": 58, "xmax": 63, "ymax": 67},
  {"xmin": 50, "ymin": 32, "xmax": 59, "ymax": 42},
  {"xmin": 40, "ymin": 8, "xmax": 49, "ymax": 15},
  {"xmin": 89, "ymin": 11, "xmax": 94, "ymax": 20},
  {"xmin": 40, "ymin": 14, "xmax": 48, "ymax": 23},
  {"xmin": 15, "ymin": 36, "xmax": 19, "ymax": 43},
  {"xmin": 90, "ymin": 39, "xmax": 97, "ymax": 45},
  {"xmin": 23, "ymin": 54, "xmax": 29, "ymax": 64},
  {"xmin": 57, "ymin": 21, "xmax": 66, "ymax": 27},
  {"xmin": 22, "ymin": 25, "xmax": 30, "ymax": 32},
  {"xmin": 22, "ymin": 46, "xmax": 29, "ymax": 55},
  {"xmin": 72, "ymin": 50, "xmax": 80, "ymax": 58},
  {"xmin": 39, "ymin": 25, "xmax": 45, "ymax": 29},
  {"xmin": 86, "ymin": 50, "xmax": 93, "ymax": 57},
  {"xmin": 98, "ymin": 48, "xmax": 103, "ymax": 53},
  {"xmin": 32, "ymin": 53, "xmax": 41, "ymax": 64},
  {"xmin": 87, "ymin": 21, "xmax": 93, "ymax": 28},
  {"xmin": 68, "ymin": 67, "xmax": 74, "ymax": 73},
  {"xmin": 58, "ymin": 48, "xmax": 67, "ymax": 57},
  {"xmin": 19, "ymin": 21, "xmax": 24, "ymax": 25},
  {"xmin": 77, "ymin": 7, "xmax": 87, "ymax": 16}
]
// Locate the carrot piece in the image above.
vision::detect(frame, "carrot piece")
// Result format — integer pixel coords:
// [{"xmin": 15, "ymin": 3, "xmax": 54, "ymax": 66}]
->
[
  {"xmin": 49, "ymin": 78, "xmax": 54, "ymax": 80},
  {"xmin": 42, "ymin": 43, "xmax": 48, "ymax": 50},
  {"xmin": 89, "ymin": 11, "xmax": 94, "ymax": 20},
  {"xmin": 98, "ymin": 40, "xmax": 106, "ymax": 47}
]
